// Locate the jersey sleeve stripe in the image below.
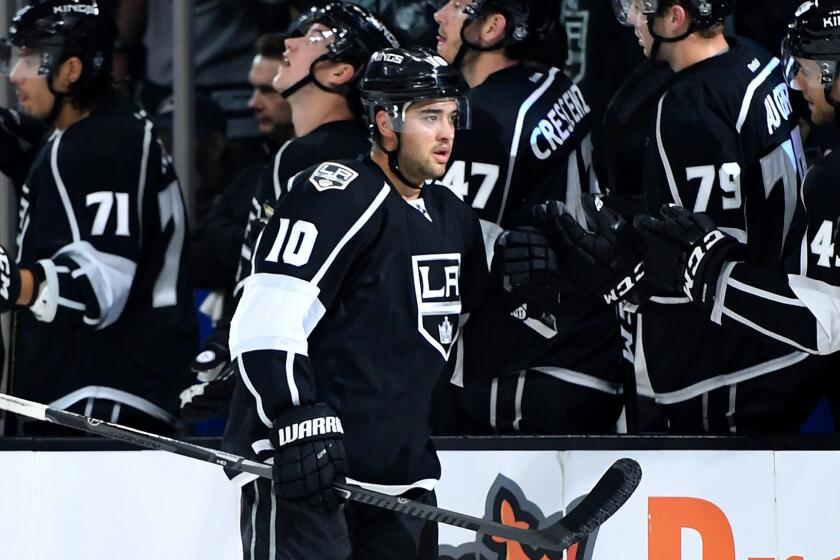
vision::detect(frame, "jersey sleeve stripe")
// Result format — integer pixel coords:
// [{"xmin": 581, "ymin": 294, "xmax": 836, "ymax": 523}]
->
[
  {"xmin": 136, "ymin": 119, "xmax": 153, "ymax": 244},
  {"xmin": 237, "ymin": 355, "xmax": 273, "ymax": 428},
  {"xmin": 720, "ymin": 227, "xmax": 748, "ymax": 243},
  {"xmin": 655, "ymin": 92, "xmax": 683, "ymax": 207},
  {"xmin": 496, "ymin": 67, "xmax": 559, "ymax": 224},
  {"xmin": 721, "ymin": 307, "xmax": 817, "ymax": 353},
  {"xmin": 788, "ymin": 273, "xmax": 840, "ymax": 354},
  {"xmin": 312, "ymin": 184, "xmax": 390, "ymax": 286},
  {"xmin": 229, "ymin": 272, "xmax": 326, "ymax": 358},
  {"xmin": 736, "ymin": 58, "xmax": 780, "ymax": 133},
  {"xmin": 285, "ymin": 352, "xmax": 300, "ymax": 407},
  {"xmin": 727, "ymin": 276, "xmax": 807, "ymax": 306},
  {"xmin": 50, "ymin": 130, "xmax": 81, "ymax": 242}
]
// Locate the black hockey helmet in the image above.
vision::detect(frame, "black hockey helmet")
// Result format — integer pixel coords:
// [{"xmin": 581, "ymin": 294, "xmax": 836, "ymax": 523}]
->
[
  {"xmin": 360, "ymin": 46, "xmax": 470, "ymax": 131},
  {"xmin": 360, "ymin": 46, "xmax": 469, "ymax": 187},
  {"xmin": 1, "ymin": 0, "xmax": 115, "ymax": 91},
  {"xmin": 280, "ymin": 2, "xmax": 400, "ymax": 98},
  {"xmin": 613, "ymin": 0, "xmax": 732, "ymax": 30},
  {"xmin": 782, "ymin": 0, "xmax": 840, "ymax": 100},
  {"xmin": 462, "ymin": 0, "xmax": 555, "ymax": 51}
]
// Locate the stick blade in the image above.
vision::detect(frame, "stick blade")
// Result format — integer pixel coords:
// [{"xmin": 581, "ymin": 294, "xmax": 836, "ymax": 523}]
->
[{"xmin": 540, "ymin": 457, "xmax": 642, "ymax": 545}]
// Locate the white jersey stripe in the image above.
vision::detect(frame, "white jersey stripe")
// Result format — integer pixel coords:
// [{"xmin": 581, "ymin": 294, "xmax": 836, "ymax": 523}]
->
[
  {"xmin": 285, "ymin": 351, "xmax": 300, "ymax": 407},
  {"xmin": 238, "ymin": 355, "xmax": 273, "ymax": 428},
  {"xmin": 721, "ymin": 307, "xmax": 816, "ymax": 354},
  {"xmin": 137, "ymin": 119, "xmax": 153, "ymax": 243},
  {"xmin": 655, "ymin": 92, "xmax": 683, "ymax": 207},
  {"xmin": 496, "ymin": 67, "xmax": 559, "ymax": 224},
  {"xmin": 272, "ymin": 140, "xmax": 292, "ymax": 201},
  {"xmin": 736, "ymin": 58, "xmax": 780, "ymax": 133},
  {"xmin": 653, "ymin": 350, "xmax": 808, "ymax": 404},
  {"xmin": 50, "ymin": 131, "xmax": 81, "ymax": 242},
  {"xmin": 727, "ymin": 277, "xmax": 807, "ymax": 306},
  {"xmin": 312, "ymin": 184, "xmax": 390, "ymax": 286}
]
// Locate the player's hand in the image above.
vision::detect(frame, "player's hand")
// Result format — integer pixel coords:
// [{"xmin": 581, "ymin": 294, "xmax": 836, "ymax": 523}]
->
[
  {"xmin": 533, "ymin": 194, "xmax": 645, "ymax": 304},
  {"xmin": 271, "ymin": 403, "xmax": 348, "ymax": 511},
  {"xmin": 0, "ymin": 242, "xmax": 21, "ymax": 312},
  {"xmin": 493, "ymin": 226, "xmax": 561, "ymax": 318},
  {"xmin": 634, "ymin": 205, "xmax": 745, "ymax": 308},
  {"xmin": 179, "ymin": 339, "xmax": 236, "ymax": 420},
  {"xmin": 0, "ymin": 108, "xmax": 45, "ymax": 171}
]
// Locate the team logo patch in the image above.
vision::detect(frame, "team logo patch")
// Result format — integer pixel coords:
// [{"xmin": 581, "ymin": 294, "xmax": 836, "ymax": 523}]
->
[
  {"xmin": 309, "ymin": 162, "xmax": 359, "ymax": 191},
  {"xmin": 411, "ymin": 254, "xmax": 462, "ymax": 360}
]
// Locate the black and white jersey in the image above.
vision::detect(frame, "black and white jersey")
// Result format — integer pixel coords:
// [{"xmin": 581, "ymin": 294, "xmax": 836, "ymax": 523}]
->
[
  {"xmin": 710, "ymin": 148, "xmax": 840, "ymax": 355},
  {"xmin": 234, "ymin": 120, "xmax": 371, "ymax": 292},
  {"xmin": 224, "ymin": 157, "xmax": 491, "ymax": 489},
  {"xmin": 440, "ymin": 63, "xmax": 595, "ymax": 228},
  {"xmin": 10, "ymin": 104, "xmax": 197, "ymax": 421},
  {"xmin": 438, "ymin": 63, "xmax": 624, "ymax": 395},
  {"xmin": 635, "ymin": 37, "xmax": 813, "ymax": 400}
]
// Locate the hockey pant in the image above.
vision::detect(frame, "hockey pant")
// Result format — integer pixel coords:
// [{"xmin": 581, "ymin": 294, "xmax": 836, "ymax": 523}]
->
[{"xmin": 239, "ymin": 478, "xmax": 438, "ymax": 560}]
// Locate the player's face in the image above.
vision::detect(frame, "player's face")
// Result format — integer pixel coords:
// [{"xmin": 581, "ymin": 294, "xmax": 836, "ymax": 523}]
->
[
  {"xmin": 794, "ymin": 57, "xmax": 836, "ymax": 125},
  {"xmin": 398, "ymin": 99, "xmax": 458, "ymax": 183},
  {"xmin": 273, "ymin": 23, "xmax": 334, "ymax": 94},
  {"xmin": 9, "ymin": 49, "xmax": 55, "ymax": 119},
  {"xmin": 628, "ymin": 0, "xmax": 655, "ymax": 58},
  {"xmin": 434, "ymin": 0, "xmax": 471, "ymax": 63},
  {"xmin": 248, "ymin": 54, "xmax": 292, "ymax": 135}
]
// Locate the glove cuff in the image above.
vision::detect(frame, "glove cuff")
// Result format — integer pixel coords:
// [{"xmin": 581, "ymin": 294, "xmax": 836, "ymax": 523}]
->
[
  {"xmin": 686, "ymin": 233, "xmax": 745, "ymax": 308},
  {"xmin": 272, "ymin": 403, "xmax": 344, "ymax": 449}
]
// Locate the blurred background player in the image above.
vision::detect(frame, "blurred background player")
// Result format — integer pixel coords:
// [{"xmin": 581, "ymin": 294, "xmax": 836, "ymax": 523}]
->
[
  {"xmin": 431, "ymin": 0, "xmax": 625, "ymax": 434},
  {"xmin": 0, "ymin": 0, "xmax": 196, "ymax": 436},
  {"xmin": 179, "ymin": 3, "xmax": 400, "ymax": 423}
]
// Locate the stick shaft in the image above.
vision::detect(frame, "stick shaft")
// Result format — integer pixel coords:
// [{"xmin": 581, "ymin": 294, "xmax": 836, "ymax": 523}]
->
[{"xmin": 0, "ymin": 392, "xmax": 637, "ymax": 551}]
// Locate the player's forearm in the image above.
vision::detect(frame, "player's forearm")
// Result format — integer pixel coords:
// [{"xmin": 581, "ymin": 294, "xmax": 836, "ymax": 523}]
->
[{"xmin": 711, "ymin": 262, "xmax": 829, "ymax": 354}]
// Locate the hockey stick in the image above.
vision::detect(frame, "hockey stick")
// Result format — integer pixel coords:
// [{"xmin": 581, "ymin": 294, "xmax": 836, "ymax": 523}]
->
[{"xmin": 0, "ymin": 392, "xmax": 641, "ymax": 551}]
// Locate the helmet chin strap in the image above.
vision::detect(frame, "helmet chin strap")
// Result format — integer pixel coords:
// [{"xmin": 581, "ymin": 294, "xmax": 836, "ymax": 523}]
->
[
  {"xmin": 281, "ymin": 56, "xmax": 350, "ymax": 99},
  {"xmin": 646, "ymin": 15, "xmax": 693, "ymax": 61},
  {"xmin": 383, "ymin": 133, "xmax": 422, "ymax": 190},
  {"xmin": 452, "ymin": 18, "xmax": 505, "ymax": 69}
]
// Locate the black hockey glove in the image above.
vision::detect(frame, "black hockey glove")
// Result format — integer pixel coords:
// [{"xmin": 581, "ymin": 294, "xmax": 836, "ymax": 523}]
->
[
  {"xmin": 634, "ymin": 205, "xmax": 746, "ymax": 309},
  {"xmin": 179, "ymin": 339, "xmax": 236, "ymax": 420},
  {"xmin": 533, "ymin": 194, "xmax": 646, "ymax": 305},
  {"xmin": 271, "ymin": 403, "xmax": 348, "ymax": 511},
  {"xmin": 492, "ymin": 226, "xmax": 562, "ymax": 318},
  {"xmin": 0, "ymin": 108, "xmax": 46, "ymax": 187},
  {"xmin": 0, "ymin": 242, "xmax": 21, "ymax": 312}
]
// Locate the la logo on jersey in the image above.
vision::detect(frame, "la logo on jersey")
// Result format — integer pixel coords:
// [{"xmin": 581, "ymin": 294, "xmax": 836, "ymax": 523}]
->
[
  {"xmin": 309, "ymin": 162, "xmax": 359, "ymax": 191},
  {"xmin": 411, "ymin": 253, "xmax": 462, "ymax": 360}
]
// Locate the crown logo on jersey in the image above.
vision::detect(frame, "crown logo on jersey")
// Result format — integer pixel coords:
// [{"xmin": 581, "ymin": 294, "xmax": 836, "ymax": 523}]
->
[
  {"xmin": 511, "ymin": 304, "xmax": 527, "ymax": 321},
  {"xmin": 438, "ymin": 316, "xmax": 453, "ymax": 345}
]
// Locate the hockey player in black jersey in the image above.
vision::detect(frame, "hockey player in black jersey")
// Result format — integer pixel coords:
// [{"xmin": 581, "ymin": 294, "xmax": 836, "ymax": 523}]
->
[
  {"xmin": 179, "ymin": 3, "xmax": 399, "ymax": 420},
  {"xmin": 633, "ymin": 0, "xmax": 840, "ymax": 357},
  {"xmin": 431, "ymin": 0, "xmax": 624, "ymax": 434},
  {"xmin": 539, "ymin": 0, "xmax": 830, "ymax": 434},
  {"xmin": 0, "ymin": 1, "xmax": 196, "ymax": 435},
  {"xmin": 222, "ymin": 46, "xmax": 558, "ymax": 559}
]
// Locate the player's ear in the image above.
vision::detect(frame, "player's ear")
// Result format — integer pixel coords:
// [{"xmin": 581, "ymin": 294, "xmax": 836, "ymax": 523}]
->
[
  {"xmin": 54, "ymin": 56, "xmax": 83, "ymax": 92},
  {"xmin": 483, "ymin": 12, "xmax": 506, "ymax": 45},
  {"xmin": 328, "ymin": 61, "xmax": 356, "ymax": 87},
  {"xmin": 375, "ymin": 109, "xmax": 397, "ymax": 149},
  {"xmin": 666, "ymin": 2, "xmax": 689, "ymax": 32}
]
